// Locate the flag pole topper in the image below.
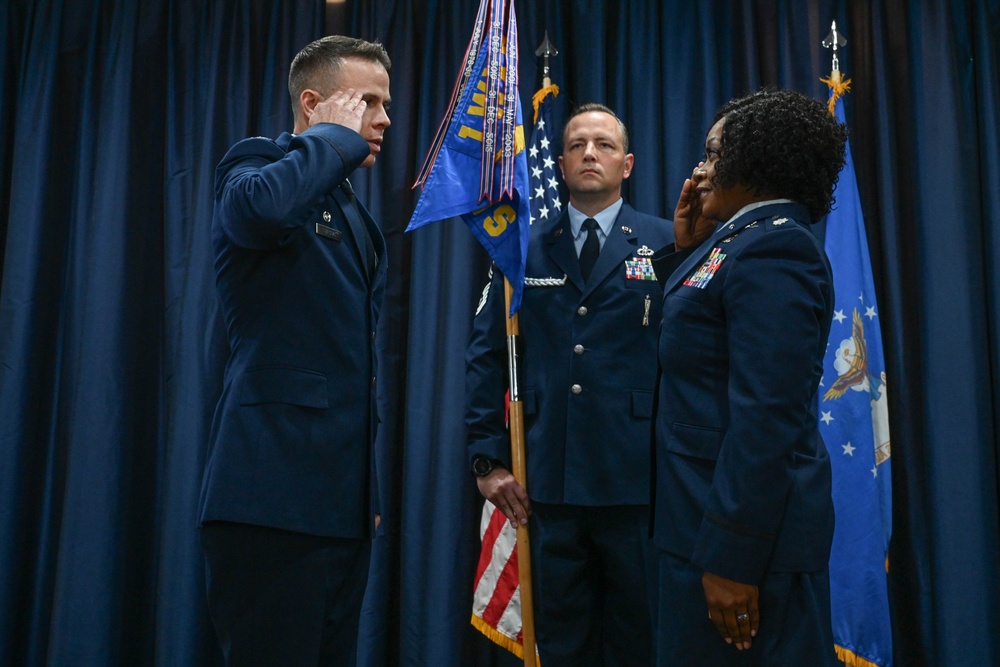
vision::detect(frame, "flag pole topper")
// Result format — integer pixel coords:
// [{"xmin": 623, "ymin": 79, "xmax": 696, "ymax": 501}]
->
[
  {"xmin": 535, "ymin": 31, "xmax": 558, "ymax": 87},
  {"xmin": 821, "ymin": 21, "xmax": 851, "ymax": 113},
  {"xmin": 531, "ymin": 34, "xmax": 560, "ymax": 124},
  {"xmin": 822, "ymin": 20, "xmax": 848, "ymax": 74}
]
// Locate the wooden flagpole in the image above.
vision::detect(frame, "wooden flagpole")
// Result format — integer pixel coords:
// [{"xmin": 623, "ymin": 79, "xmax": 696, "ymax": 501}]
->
[
  {"xmin": 503, "ymin": 32, "xmax": 559, "ymax": 667},
  {"xmin": 503, "ymin": 276, "xmax": 536, "ymax": 666}
]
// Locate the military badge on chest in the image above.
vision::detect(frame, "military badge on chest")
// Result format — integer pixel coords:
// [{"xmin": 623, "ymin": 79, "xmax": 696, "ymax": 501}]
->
[
  {"xmin": 625, "ymin": 245, "xmax": 657, "ymax": 281},
  {"xmin": 683, "ymin": 247, "xmax": 727, "ymax": 289}
]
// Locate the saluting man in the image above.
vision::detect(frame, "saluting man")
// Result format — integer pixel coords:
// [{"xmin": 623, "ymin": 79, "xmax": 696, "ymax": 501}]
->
[{"xmin": 199, "ymin": 35, "xmax": 391, "ymax": 666}]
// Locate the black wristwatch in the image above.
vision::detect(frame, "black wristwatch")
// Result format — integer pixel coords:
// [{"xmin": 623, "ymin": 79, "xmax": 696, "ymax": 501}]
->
[{"xmin": 472, "ymin": 455, "xmax": 503, "ymax": 477}]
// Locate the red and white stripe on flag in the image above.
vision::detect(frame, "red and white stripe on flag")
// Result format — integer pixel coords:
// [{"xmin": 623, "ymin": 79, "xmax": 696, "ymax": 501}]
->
[{"xmin": 471, "ymin": 500, "xmax": 526, "ymax": 657}]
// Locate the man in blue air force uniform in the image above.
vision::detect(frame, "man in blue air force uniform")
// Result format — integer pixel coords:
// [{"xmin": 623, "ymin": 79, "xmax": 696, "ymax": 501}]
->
[
  {"xmin": 198, "ymin": 36, "xmax": 390, "ymax": 666},
  {"xmin": 466, "ymin": 104, "xmax": 673, "ymax": 667}
]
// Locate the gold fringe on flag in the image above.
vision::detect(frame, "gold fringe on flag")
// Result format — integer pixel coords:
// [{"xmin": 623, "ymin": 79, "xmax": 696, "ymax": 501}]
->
[
  {"xmin": 531, "ymin": 84, "xmax": 559, "ymax": 124},
  {"xmin": 836, "ymin": 644, "xmax": 885, "ymax": 667},
  {"xmin": 470, "ymin": 613, "xmax": 543, "ymax": 664},
  {"xmin": 820, "ymin": 69, "xmax": 852, "ymax": 115}
]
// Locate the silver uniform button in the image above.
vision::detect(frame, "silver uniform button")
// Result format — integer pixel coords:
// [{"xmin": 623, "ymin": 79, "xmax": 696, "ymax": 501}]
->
[
  {"xmin": 577, "ymin": 306, "xmax": 588, "ymax": 316},
  {"xmin": 573, "ymin": 344, "xmax": 584, "ymax": 355},
  {"xmin": 570, "ymin": 384, "xmax": 583, "ymax": 395},
  {"xmin": 323, "ymin": 211, "xmax": 332, "ymax": 222}
]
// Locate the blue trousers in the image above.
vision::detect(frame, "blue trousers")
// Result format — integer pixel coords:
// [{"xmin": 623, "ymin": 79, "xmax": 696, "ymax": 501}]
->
[
  {"xmin": 656, "ymin": 550, "xmax": 839, "ymax": 666},
  {"xmin": 201, "ymin": 521, "xmax": 371, "ymax": 667},
  {"xmin": 531, "ymin": 503, "xmax": 656, "ymax": 667}
]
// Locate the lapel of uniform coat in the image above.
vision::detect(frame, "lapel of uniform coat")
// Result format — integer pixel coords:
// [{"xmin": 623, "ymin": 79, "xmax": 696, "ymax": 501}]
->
[
  {"xmin": 662, "ymin": 201, "xmax": 808, "ymax": 295},
  {"xmin": 357, "ymin": 204, "xmax": 385, "ymax": 266},
  {"xmin": 278, "ymin": 132, "xmax": 375, "ymax": 285},
  {"xmin": 544, "ymin": 212, "xmax": 584, "ymax": 292},
  {"xmin": 333, "ymin": 185, "xmax": 374, "ymax": 284}
]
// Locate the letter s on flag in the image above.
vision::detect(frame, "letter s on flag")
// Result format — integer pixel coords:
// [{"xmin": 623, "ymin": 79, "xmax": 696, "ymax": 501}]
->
[{"xmin": 484, "ymin": 204, "xmax": 515, "ymax": 237}]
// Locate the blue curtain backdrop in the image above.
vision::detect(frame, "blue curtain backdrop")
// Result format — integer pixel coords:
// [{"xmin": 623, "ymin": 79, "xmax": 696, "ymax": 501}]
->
[{"xmin": 1, "ymin": 1, "xmax": 998, "ymax": 666}]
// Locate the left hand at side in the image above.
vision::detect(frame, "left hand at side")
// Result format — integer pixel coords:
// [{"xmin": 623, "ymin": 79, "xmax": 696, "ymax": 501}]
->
[{"xmin": 702, "ymin": 570, "xmax": 759, "ymax": 651}]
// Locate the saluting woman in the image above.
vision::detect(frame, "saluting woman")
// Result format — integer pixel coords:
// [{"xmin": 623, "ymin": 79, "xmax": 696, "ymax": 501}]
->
[{"xmin": 651, "ymin": 89, "xmax": 847, "ymax": 666}]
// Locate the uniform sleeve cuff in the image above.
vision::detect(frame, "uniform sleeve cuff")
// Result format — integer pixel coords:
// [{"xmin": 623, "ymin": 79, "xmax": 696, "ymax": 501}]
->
[{"xmin": 690, "ymin": 512, "xmax": 775, "ymax": 584}]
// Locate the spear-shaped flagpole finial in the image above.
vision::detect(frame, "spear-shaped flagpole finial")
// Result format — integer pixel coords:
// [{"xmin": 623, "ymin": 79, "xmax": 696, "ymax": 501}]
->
[
  {"xmin": 535, "ymin": 31, "xmax": 559, "ymax": 87},
  {"xmin": 822, "ymin": 20, "xmax": 848, "ymax": 75}
]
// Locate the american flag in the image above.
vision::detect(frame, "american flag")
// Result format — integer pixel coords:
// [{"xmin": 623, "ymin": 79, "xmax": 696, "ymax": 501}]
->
[
  {"xmin": 470, "ymin": 389, "xmax": 530, "ymax": 658},
  {"xmin": 471, "ymin": 501, "xmax": 526, "ymax": 656},
  {"xmin": 527, "ymin": 86, "xmax": 563, "ymax": 225}
]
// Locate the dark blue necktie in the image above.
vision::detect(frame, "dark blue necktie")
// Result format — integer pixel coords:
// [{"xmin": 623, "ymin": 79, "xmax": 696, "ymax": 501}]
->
[{"xmin": 579, "ymin": 218, "xmax": 600, "ymax": 281}]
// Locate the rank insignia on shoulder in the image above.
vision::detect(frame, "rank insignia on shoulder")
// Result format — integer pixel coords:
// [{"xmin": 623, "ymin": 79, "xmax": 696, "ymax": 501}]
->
[
  {"xmin": 625, "ymin": 257, "xmax": 657, "ymax": 281},
  {"xmin": 315, "ymin": 223, "xmax": 342, "ymax": 241},
  {"xmin": 636, "ymin": 245, "xmax": 654, "ymax": 257},
  {"xmin": 772, "ymin": 217, "xmax": 788, "ymax": 226},
  {"xmin": 682, "ymin": 247, "xmax": 726, "ymax": 289}
]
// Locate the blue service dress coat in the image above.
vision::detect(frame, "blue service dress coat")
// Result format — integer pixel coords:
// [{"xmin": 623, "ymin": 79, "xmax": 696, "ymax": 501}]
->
[
  {"xmin": 466, "ymin": 204, "xmax": 673, "ymax": 505},
  {"xmin": 199, "ymin": 123, "xmax": 386, "ymax": 540},
  {"xmin": 652, "ymin": 200, "xmax": 835, "ymax": 583}
]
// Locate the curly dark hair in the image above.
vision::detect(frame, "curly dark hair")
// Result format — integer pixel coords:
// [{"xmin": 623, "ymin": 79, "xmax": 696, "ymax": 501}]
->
[{"xmin": 712, "ymin": 89, "xmax": 847, "ymax": 222}]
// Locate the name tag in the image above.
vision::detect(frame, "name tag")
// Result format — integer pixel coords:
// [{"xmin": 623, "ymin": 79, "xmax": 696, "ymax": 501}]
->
[{"xmin": 315, "ymin": 223, "xmax": 342, "ymax": 241}]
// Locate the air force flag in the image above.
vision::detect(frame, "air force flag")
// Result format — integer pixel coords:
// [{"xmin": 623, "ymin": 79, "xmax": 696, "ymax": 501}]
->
[{"xmin": 820, "ymin": 92, "xmax": 893, "ymax": 667}]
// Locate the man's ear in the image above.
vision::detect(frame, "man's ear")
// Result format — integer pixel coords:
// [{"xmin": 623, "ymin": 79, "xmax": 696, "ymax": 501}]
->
[
  {"xmin": 622, "ymin": 153, "xmax": 635, "ymax": 180},
  {"xmin": 299, "ymin": 89, "xmax": 323, "ymax": 119}
]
